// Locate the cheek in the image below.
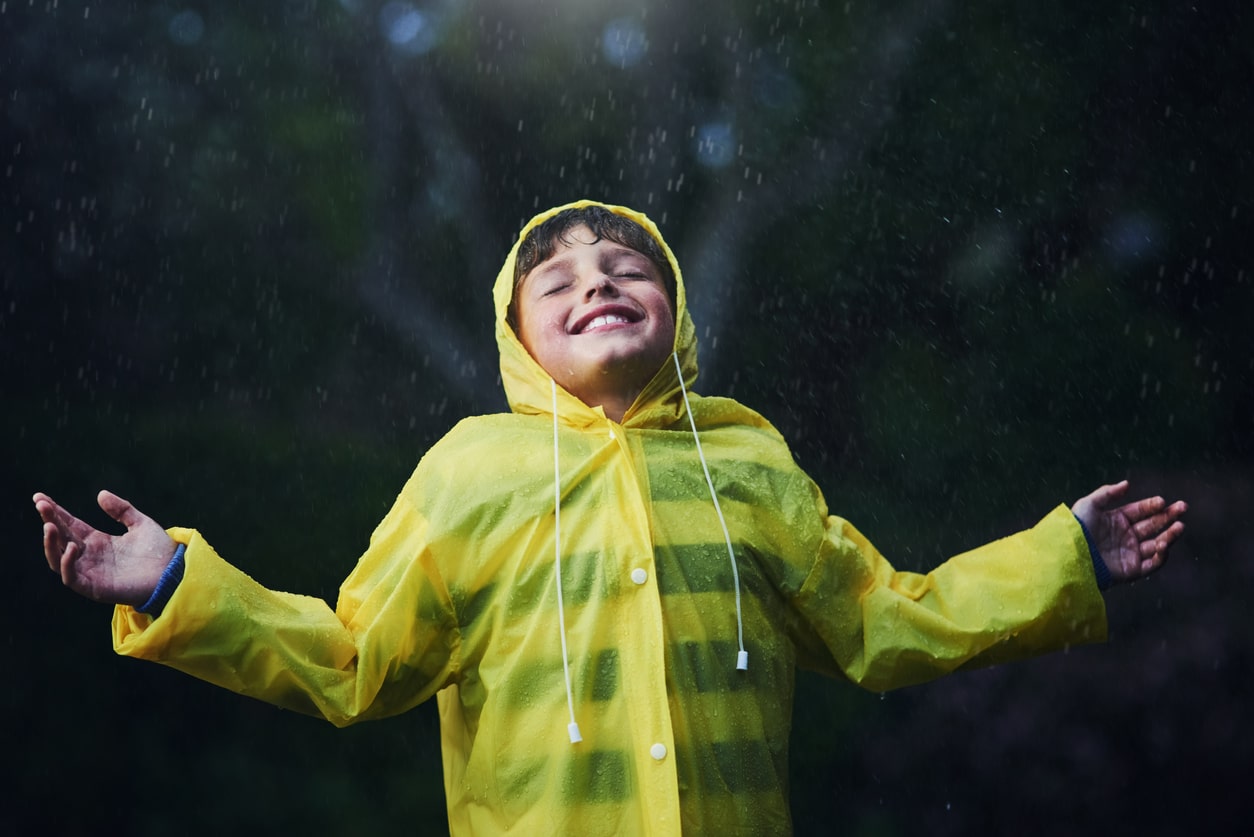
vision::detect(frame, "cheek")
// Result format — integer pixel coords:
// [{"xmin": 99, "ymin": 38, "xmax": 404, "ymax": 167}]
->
[
  {"xmin": 658, "ymin": 320, "xmax": 677, "ymax": 354},
  {"xmin": 539, "ymin": 316, "xmax": 570, "ymax": 352},
  {"xmin": 652, "ymin": 300, "xmax": 676, "ymax": 342},
  {"xmin": 520, "ymin": 310, "xmax": 567, "ymax": 359}
]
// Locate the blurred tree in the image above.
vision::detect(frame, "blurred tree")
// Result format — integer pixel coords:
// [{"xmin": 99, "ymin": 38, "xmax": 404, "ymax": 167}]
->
[{"xmin": 3, "ymin": 0, "xmax": 1250, "ymax": 834}]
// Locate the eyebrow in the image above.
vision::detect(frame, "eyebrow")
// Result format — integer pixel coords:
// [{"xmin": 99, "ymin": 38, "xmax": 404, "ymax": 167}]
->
[
  {"xmin": 528, "ymin": 255, "xmax": 574, "ymax": 279},
  {"xmin": 523, "ymin": 247, "xmax": 651, "ymax": 287},
  {"xmin": 600, "ymin": 248, "xmax": 652, "ymax": 267}
]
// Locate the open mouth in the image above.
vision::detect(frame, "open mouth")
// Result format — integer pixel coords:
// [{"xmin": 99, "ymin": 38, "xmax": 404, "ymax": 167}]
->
[
  {"xmin": 571, "ymin": 306, "xmax": 642, "ymax": 334},
  {"xmin": 582, "ymin": 314, "xmax": 631, "ymax": 332}
]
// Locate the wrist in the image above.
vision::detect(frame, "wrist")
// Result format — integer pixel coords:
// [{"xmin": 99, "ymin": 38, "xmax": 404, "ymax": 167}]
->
[
  {"xmin": 137, "ymin": 543, "xmax": 187, "ymax": 616},
  {"xmin": 1074, "ymin": 515, "xmax": 1112, "ymax": 590}
]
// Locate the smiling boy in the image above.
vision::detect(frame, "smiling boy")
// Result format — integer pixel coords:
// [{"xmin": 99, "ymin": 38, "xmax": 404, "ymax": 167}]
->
[
  {"xmin": 512, "ymin": 209, "xmax": 677, "ymax": 422},
  {"xmin": 36, "ymin": 200, "xmax": 1186, "ymax": 835}
]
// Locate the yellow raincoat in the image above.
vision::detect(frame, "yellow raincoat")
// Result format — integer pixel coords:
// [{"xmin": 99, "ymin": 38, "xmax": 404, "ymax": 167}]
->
[{"xmin": 114, "ymin": 201, "xmax": 1107, "ymax": 835}]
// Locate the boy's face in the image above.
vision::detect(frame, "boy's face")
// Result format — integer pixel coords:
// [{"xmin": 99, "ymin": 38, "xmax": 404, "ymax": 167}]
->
[{"xmin": 515, "ymin": 225, "xmax": 676, "ymax": 414}]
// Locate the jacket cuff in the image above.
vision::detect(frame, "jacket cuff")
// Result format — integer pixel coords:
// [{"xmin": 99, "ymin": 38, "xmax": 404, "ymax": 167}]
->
[
  {"xmin": 1074, "ymin": 515, "xmax": 1111, "ymax": 591},
  {"xmin": 137, "ymin": 543, "xmax": 187, "ymax": 616}
]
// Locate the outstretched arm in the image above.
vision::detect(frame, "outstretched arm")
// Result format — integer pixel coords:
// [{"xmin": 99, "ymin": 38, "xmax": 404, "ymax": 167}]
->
[
  {"xmin": 34, "ymin": 490, "xmax": 176, "ymax": 607},
  {"xmin": 38, "ymin": 484, "xmax": 457, "ymax": 727},
  {"xmin": 1071, "ymin": 480, "xmax": 1187, "ymax": 585}
]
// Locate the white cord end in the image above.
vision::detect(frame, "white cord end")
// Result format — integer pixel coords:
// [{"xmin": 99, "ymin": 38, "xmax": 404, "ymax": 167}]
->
[
  {"xmin": 736, "ymin": 650, "xmax": 749, "ymax": 671},
  {"xmin": 568, "ymin": 721, "xmax": 583, "ymax": 744}
]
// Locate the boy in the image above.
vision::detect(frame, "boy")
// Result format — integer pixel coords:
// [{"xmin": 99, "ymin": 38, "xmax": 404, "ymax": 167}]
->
[{"xmin": 36, "ymin": 200, "xmax": 1186, "ymax": 835}]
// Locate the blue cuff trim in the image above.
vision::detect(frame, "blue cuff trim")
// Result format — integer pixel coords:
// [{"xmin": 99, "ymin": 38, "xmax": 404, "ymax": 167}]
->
[
  {"xmin": 1075, "ymin": 516, "xmax": 1112, "ymax": 591},
  {"xmin": 138, "ymin": 543, "xmax": 187, "ymax": 616}
]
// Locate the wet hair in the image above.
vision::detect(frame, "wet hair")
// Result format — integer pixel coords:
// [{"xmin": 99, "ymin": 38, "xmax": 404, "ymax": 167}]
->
[{"xmin": 509, "ymin": 206, "xmax": 676, "ymax": 328}]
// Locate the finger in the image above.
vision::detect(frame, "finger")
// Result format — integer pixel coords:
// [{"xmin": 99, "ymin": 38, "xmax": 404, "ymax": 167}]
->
[
  {"xmin": 1130, "ymin": 503, "xmax": 1176, "ymax": 538},
  {"xmin": 1119, "ymin": 494, "xmax": 1170, "ymax": 524},
  {"xmin": 34, "ymin": 493, "xmax": 67, "ymax": 527},
  {"xmin": 97, "ymin": 490, "xmax": 145, "ymax": 530},
  {"xmin": 34, "ymin": 494, "xmax": 92, "ymax": 543},
  {"xmin": 60, "ymin": 541, "xmax": 85, "ymax": 591},
  {"xmin": 1156, "ymin": 520, "xmax": 1186, "ymax": 550},
  {"xmin": 1087, "ymin": 480, "xmax": 1131, "ymax": 512},
  {"xmin": 42, "ymin": 521, "xmax": 64, "ymax": 572},
  {"xmin": 1137, "ymin": 552, "xmax": 1166, "ymax": 576},
  {"xmin": 1137, "ymin": 521, "xmax": 1184, "ymax": 560},
  {"xmin": 1135, "ymin": 515, "xmax": 1185, "ymax": 579}
]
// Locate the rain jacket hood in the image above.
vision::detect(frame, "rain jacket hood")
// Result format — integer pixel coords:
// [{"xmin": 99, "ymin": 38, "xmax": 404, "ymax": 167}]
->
[{"xmin": 493, "ymin": 200, "xmax": 699, "ymax": 429}]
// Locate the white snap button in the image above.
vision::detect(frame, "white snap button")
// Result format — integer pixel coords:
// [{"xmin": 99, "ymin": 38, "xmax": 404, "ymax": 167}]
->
[
  {"xmin": 630, "ymin": 568, "xmax": 647, "ymax": 585},
  {"xmin": 650, "ymin": 743, "xmax": 667, "ymax": 761}
]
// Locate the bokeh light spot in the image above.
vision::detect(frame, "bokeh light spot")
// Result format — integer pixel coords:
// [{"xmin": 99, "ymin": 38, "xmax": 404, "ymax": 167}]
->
[
  {"xmin": 168, "ymin": 9, "xmax": 205, "ymax": 46},
  {"xmin": 601, "ymin": 18, "xmax": 647, "ymax": 69}
]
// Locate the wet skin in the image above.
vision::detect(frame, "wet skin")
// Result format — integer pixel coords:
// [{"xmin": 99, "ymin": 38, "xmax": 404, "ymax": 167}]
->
[{"xmin": 514, "ymin": 225, "xmax": 675, "ymax": 422}]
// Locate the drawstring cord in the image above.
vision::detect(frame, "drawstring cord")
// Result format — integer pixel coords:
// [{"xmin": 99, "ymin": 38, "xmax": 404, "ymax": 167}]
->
[
  {"xmin": 552, "ymin": 356, "xmax": 748, "ymax": 747},
  {"xmin": 672, "ymin": 352, "xmax": 750, "ymax": 672},
  {"xmin": 552, "ymin": 378, "xmax": 583, "ymax": 744}
]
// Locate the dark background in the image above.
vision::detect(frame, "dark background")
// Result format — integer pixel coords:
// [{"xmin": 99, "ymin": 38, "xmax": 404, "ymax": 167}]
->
[{"xmin": 4, "ymin": 1, "xmax": 1251, "ymax": 834}]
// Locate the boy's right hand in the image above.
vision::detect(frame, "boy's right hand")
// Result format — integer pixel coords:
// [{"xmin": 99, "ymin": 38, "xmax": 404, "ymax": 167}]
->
[{"xmin": 34, "ymin": 490, "xmax": 176, "ymax": 607}]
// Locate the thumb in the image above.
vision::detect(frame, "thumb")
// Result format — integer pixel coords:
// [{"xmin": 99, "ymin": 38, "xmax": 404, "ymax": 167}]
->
[
  {"xmin": 1087, "ymin": 479, "xmax": 1130, "ymax": 513},
  {"xmin": 97, "ymin": 490, "xmax": 146, "ymax": 530}
]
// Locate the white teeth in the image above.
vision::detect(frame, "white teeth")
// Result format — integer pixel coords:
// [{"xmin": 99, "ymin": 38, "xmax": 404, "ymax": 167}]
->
[{"xmin": 582, "ymin": 314, "xmax": 630, "ymax": 332}]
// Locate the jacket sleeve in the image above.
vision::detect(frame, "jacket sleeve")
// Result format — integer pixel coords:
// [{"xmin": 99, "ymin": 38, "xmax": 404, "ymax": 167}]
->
[
  {"xmin": 792, "ymin": 504, "xmax": 1108, "ymax": 692},
  {"xmin": 112, "ymin": 486, "xmax": 461, "ymax": 727}
]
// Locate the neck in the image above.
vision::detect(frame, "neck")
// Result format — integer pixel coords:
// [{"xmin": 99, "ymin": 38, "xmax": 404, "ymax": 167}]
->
[
  {"xmin": 571, "ymin": 381, "xmax": 638, "ymax": 422},
  {"xmin": 597, "ymin": 394, "xmax": 634, "ymax": 423},
  {"xmin": 560, "ymin": 360, "xmax": 665, "ymax": 423}
]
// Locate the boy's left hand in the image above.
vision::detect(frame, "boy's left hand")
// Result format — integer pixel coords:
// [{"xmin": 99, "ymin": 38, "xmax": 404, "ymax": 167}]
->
[{"xmin": 1071, "ymin": 480, "xmax": 1187, "ymax": 585}]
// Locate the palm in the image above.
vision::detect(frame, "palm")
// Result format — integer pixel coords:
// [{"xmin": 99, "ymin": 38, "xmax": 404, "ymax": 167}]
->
[
  {"xmin": 35, "ymin": 491, "xmax": 175, "ymax": 606},
  {"xmin": 1071, "ymin": 481, "xmax": 1187, "ymax": 584}
]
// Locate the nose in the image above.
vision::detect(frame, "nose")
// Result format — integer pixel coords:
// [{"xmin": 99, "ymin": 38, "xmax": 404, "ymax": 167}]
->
[{"xmin": 584, "ymin": 274, "xmax": 620, "ymax": 300}]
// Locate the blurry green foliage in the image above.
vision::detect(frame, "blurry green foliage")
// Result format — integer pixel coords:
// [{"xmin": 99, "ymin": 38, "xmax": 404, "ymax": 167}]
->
[{"xmin": 4, "ymin": 0, "xmax": 1250, "ymax": 834}]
